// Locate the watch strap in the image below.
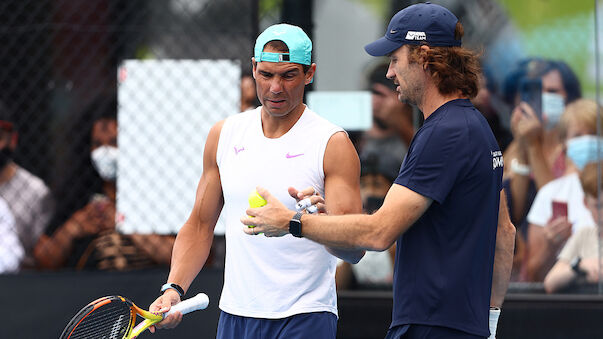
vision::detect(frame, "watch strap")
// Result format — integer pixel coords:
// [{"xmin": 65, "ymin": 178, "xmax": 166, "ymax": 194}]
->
[{"xmin": 161, "ymin": 282, "xmax": 185, "ymax": 297}]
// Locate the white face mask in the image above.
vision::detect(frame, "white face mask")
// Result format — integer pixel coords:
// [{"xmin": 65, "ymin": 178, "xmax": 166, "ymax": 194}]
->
[
  {"xmin": 91, "ymin": 146, "xmax": 118, "ymax": 181},
  {"xmin": 542, "ymin": 92, "xmax": 565, "ymax": 129}
]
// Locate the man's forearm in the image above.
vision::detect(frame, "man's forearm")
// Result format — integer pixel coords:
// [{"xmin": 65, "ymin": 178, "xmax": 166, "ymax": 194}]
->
[
  {"xmin": 491, "ymin": 191, "xmax": 516, "ymax": 307},
  {"xmin": 245, "ymin": 185, "xmax": 430, "ymax": 252},
  {"xmin": 490, "ymin": 220, "xmax": 515, "ymax": 307},
  {"xmin": 302, "ymin": 213, "xmax": 384, "ymax": 251},
  {"xmin": 167, "ymin": 222, "xmax": 213, "ymax": 292}
]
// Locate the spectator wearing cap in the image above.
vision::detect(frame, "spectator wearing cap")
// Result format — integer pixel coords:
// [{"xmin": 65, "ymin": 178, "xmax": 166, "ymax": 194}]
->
[
  {"xmin": 358, "ymin": 63, "xmax": 415, "ymax": 161},
  {"xmin": 240, "ymin": 3, "xmax": 516, "ymax": 339},
  {"xmin": 336, "ymin": 152, "xmax": 402, "ymax": 290},
  {"xmin": 0, "ymin": 105, "xmax": 54, "ymax": 270}
]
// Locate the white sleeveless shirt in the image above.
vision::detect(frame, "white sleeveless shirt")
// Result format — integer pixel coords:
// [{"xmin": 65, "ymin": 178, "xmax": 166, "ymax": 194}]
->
[{"xmin": 216, "ymin": 106, "xmax": 344, "ymax": 318}]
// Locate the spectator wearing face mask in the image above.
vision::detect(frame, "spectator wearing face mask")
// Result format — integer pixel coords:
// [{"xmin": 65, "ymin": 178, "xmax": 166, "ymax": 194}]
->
[
  {"xmin": 504, "ymin": 59, "xmax": 581, "ymax": 226},
  {"xmin": 544, "ymin": 161, "xmax": 603, "ymax": 293},
  {"xmin": 0, "ymin": 105, "xmax": 54, "ymax": 271},
  {"xmin": 34, "ymin": 113, "xmax": 175, "ymax": 270},
  {"xmin": 335, "ymin": 152, "xmax": 401, "ymax": 290},
  {"xmin": 524, "ymin": 99, "xmax": 602, "ymax": 281},
  {"xmin": 500, "ymin": 59, "xmax": 581, "ymax": 281}
]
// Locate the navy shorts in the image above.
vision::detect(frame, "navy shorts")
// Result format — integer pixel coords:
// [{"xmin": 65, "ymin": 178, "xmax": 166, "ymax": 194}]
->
[
  {"xmin": 216, "ymin": 311, "xmax": 337, "ymax": 339},
  {"xmin": 384, "ymin": 324, "xmax": 487, "ymax": 339}
]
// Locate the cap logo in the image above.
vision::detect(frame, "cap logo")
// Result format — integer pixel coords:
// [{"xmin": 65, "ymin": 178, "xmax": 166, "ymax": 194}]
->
[
  {"xmin": 405, "ymin": 31, "xmax": 426, "ymax": 41},
  {"xmin": 364, "ymin": 4, "xmax": 462, "ymax": 56}
]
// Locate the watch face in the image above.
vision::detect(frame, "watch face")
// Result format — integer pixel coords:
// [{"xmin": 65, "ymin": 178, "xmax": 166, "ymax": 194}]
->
[{"xmin": 289, "ymin": 219, "xmax": 302, "ymax": 237}]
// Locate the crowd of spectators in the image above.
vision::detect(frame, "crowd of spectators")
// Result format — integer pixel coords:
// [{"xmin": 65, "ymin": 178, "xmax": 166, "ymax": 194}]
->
[
  {"xmin": 340, "ymin": 56, "xmax": 603, "ymax": 294},
  {"xmin": 2, "ymin": 52, "xmax": 603, "ymax": 296},
  {"xmin": 0, "ymin": 101, "xmax": 175, "ymax": 273}
]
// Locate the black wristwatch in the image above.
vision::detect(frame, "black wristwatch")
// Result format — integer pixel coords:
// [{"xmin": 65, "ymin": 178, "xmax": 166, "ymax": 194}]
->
[
  {"xmin": 289, "ymin": 212, "xmax": 303, "ymax": 238},
  {"xmin": 570, "ymin": 257, "xmax": 584, "ymax": 276},
  {"xmin": 160, "ymin": 283, "xmax": 185, "ymax": 297}
]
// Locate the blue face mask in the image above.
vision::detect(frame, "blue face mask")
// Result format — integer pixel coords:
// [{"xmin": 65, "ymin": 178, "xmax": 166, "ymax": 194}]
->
[
  {"xmin": 566, "ymin": 135, "xmax": 603, "ymax": 170},
  {"xmin": 542, "ymin": 92, "xmax": 565, "ymax": 129}
]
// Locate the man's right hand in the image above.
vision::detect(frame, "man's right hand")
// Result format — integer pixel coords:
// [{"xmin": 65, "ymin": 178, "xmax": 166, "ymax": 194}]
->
[{"xmin": 148, "ymin": 289, "xmax": 182, "ymax": 333}]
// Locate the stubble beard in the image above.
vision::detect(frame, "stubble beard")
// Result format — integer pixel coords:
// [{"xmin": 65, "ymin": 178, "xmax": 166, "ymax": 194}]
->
[
  {"xmin": 396, "ymin": 64, "xmax": 424, "ymax": 107},
  {"xmin": 398, "ymin": 82, "xmax": 423, "ymax": 107}
]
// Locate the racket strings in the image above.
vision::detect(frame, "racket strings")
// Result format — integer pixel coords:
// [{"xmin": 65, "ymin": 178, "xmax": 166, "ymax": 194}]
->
[{"xmin": 67, "ymin": 303, "xmax": 132, "ymax": 339}]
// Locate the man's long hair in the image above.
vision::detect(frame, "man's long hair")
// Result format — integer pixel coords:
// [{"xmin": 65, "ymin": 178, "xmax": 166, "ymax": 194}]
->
[{"xmin": 407, "ymin": 22, "xmax": 480, "ymax": 99}]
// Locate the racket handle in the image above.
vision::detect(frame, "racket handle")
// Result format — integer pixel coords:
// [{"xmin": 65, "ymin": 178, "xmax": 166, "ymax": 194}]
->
[{"xmin": 165, "ymin": 293, "xmax": 209, "ymax": 317}]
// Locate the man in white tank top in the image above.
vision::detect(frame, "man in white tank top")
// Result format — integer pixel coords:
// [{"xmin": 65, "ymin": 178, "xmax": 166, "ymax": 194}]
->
[{"xmin": 149, "ymin": 23, "xmax": 364, "ymax": 339}]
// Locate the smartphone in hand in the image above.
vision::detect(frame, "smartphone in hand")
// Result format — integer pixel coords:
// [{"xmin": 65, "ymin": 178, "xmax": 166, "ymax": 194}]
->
[
  {"xmin": 519, "ymin": 77, "xmax": 542, "ymax": 120},
  {"xmin": 552, "ymin": 200, "xmax": 568, "ymax": 219}
]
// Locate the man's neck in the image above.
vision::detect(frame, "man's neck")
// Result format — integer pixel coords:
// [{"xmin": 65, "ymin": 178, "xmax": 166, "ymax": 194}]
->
[
  {"xmin": 418, "ymin": 84, "xmax": 465, "ymax": 120},
  {"xmin": 0, "ymin": 162, "xmax": 17, "ymax": 185},
  {"xmin": 261, "ymin": 103, "xmax": 306, "ymax": 139}
]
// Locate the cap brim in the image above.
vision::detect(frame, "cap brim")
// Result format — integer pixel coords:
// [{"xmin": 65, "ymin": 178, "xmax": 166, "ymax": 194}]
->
[{"xmin": 364, "ymin": 36, "xmax": 404, "ymax": 56}]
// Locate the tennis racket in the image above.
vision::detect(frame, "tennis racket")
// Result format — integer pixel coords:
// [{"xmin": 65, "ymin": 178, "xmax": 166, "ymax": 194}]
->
[{"xmin": 60, "ymin": 292, "xmax": 209, "ymax": 339}]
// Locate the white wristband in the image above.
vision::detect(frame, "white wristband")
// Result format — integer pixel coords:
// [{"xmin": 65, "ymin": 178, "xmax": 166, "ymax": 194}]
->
[
  {"xmin": 511, "ymin": 158, "xmax": 531, "ymax": 176},
  {"xmin": 488, "ymin": 307, "xmax": 501, "ymax": 339}
]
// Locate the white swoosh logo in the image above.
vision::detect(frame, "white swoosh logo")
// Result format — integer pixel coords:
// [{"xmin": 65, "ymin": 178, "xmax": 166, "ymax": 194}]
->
[{"xmin": 390, "ymin": 29, "xmax": 397, "ymax": 34}]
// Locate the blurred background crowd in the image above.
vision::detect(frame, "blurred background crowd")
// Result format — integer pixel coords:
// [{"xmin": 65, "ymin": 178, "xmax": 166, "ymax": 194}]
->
[{"xmin": 1, "ymin": 0, "xmax": 603, "ymax": 299}]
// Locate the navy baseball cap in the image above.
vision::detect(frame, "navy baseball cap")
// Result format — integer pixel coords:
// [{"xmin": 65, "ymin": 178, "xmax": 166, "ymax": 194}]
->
[{"xmin": 365, "ymin": 2, "xmax": 461, "ymax": 56}]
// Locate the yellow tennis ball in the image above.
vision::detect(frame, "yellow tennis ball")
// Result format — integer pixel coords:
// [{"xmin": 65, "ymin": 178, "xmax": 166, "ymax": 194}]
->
[
  {"xmin": 248, "ymin": 190, "xmax": 267, "ymax": 208},
  {"xmin": 247, "ymin": 190, "xmax": 267, "ymax": 228}
]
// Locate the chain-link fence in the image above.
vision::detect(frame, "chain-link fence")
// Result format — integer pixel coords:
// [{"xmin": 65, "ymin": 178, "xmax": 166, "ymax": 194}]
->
[
  {"xmin": 3, "ymin": 1, "xmax": 603, "ymax": 338},
  {"xmin": 0, "ymin": 0, "xmax": 600, "ymax": 291},
  {"xmin": 0, "ymin": 0, "xmax": 267, "ymax": 273}
]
